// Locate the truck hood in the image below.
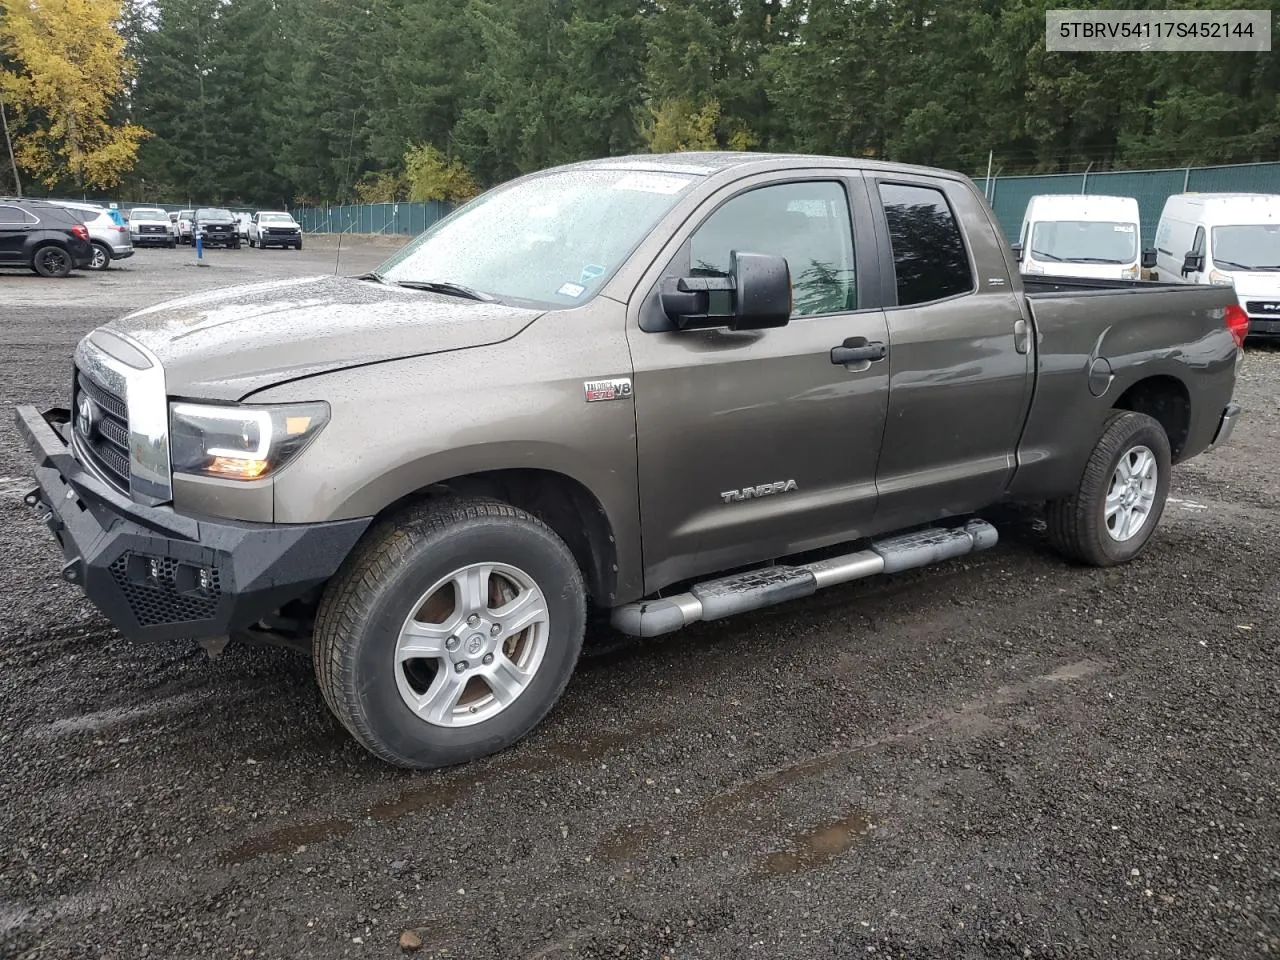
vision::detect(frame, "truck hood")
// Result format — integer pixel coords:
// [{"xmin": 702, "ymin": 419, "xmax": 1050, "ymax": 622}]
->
[
  {"xmin": 103, "ymin": 274, "xmax": 542, "ymax": 401},
  {"xmin": 1227, "ymin": 271, "xmax": 1280, "ymax": 299}
]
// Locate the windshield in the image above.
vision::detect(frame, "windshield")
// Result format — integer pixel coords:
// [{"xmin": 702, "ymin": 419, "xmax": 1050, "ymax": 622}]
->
[
  {"xmin": 195, "ymin": 207, "xmax": 232, "ymax": 220},
  {"xmin": 377, "ymin": 168, "xmax": 700, "ymax": 306},
  {"xmin": 131, "ymin": 208, "xmax": 168, "ymax": 219},
  {"xmin": 260, "ymin": 213, "xmax": 295, "ymax": 223},
  {"xmin": 1030, "ymin": 220, "xmax": 1137, "ymax": 263},
  {"xmin": 1212, "ymin": 224, "xmax": 1280, "ymax": 270}
]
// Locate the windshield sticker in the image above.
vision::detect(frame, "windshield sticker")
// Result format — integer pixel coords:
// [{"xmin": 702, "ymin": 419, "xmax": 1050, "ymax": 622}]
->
[
  {"xmin": 557, "ymin": 282, "xmax": 586, "ymax": 298},
  {"xmin": 1115, "ymin": 224, "xmax": 1135, "ymax": 232},
  {"xmin": 579, "ymin": 263, "xmax": 605, "ymax": 283},
  {"xmin": 611, "ymin": 172, "xmax": 691, "ymax": 195}
]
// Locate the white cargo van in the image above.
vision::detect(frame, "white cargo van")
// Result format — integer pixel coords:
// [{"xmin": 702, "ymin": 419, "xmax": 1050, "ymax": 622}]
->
[
  {"xmin": 1154, "ymin": 193, "xmax": 1280, "ymax": 338},
  {"xmin": 1013, "ymin": 195, "xmax": 1145, "ymax": 280}
]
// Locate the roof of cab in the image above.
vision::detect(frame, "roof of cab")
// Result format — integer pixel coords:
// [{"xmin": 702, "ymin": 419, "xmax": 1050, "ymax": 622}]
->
[
  {"xmin": 1024, "ymin": 194, "xmax": 1140, "ymax": 219},
  {"xmin": 1162, "ymin": 192, "xmax": 1280, "ymax": 224},
  {"xmin": 559, "ymin": 151, "xmax": 974, "ymax": 183}
]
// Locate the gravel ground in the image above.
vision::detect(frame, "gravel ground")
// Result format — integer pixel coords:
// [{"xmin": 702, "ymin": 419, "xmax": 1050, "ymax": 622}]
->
[{"xmin": 1, "ymin": 245, "xmax": 1277, "ymax": 959}]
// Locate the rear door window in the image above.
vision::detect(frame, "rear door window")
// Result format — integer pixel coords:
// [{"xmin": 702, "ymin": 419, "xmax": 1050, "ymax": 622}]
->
[{"xmin": 877, "ymin": 183, "xmax": 974, "ymax": 306}]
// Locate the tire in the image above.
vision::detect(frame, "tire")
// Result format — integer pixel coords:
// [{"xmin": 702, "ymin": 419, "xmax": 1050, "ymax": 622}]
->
[
  {"xmin": 1045, "ymin": 411, "xmax": 1171, "ymax": 567},
  {"xmin": 248, "ymin": 236, "xmax": 255, "ymax": 248},
  {"xmin": 89, "ymin": 242, "xmax": 111, "ymax": 271},
  {"xmin": 294, "ymin": 239, "xmax": 302, "ymax": 250},
  {"xmin": 232, "ymin": 240, "xmax": 241, "ymax": 250},
  {"xmin": 313, "ymin": 498, "xmax": 587, "ymax": 769},
  {"xmin": 32, "ymin": 244, "xmax": 73, "ymax": 278},
  {"xmin": 168, "ymin": 240, "xmax": 176, "ymax": 249}
]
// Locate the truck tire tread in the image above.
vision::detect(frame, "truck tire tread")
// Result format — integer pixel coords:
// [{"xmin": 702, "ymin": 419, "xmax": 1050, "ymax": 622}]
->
[{"xmin": 312, "ymin": 497, "xmax": 586, "ymax": 768}]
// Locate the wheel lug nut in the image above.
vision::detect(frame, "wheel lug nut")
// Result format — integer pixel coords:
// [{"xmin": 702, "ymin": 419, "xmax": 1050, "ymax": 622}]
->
[
  {"xmin": 482, "ymin": 653, "xmax": 494, "ymax": 665},
  {"xmin": 467, "ymin": 614, "xmax": 480, "ymax": 627},
  {"xmin": 455, "ymin": 661, "xmax": 468, "ymax": 673},
  {"xmin": 445, "ymin": 636, "xmax": 460, "ymax": 652},
  {"xmin": 490, "ymin": 623, "xmax": 501, "ymax": 637}
]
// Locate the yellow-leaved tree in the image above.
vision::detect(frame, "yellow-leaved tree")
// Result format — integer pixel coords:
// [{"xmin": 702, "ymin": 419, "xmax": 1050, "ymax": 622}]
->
[
  {"xmin": 403, "ymin": 144, "xmax": 478, "ymax": 204},
  {"xmin": 0, "ymin": 0, "xmax": 149, "ymax": 190}
]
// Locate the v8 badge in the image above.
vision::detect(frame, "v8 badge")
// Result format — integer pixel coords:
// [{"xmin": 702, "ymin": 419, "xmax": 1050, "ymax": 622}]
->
[{"xmin": 584, "ymin": 378, "xmax": 633, "ymax": 403}]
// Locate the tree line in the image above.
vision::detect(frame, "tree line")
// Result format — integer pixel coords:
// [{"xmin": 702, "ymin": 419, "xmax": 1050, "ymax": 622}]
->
[{"xmin": 3, "ymin": 0, "xmax": 1279, "ymax": 207}]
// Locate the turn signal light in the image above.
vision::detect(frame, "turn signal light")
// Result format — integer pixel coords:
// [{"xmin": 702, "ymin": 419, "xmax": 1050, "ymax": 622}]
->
[{"xmin": 1224, "ymin": 304, "xmax": 1249, "ymax": 349}]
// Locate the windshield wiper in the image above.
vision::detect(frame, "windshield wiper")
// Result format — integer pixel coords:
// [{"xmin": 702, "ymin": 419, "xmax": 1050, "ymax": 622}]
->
[
  {"xmin": 1030, "ymin": 249, "xmax": 1064, "ymax": 262},
  {"xmin": 1064, "ymin": 257, "xmax": 1127, "ymax": 264},
  {"xmin": 1213, "ymin": 259, "xmax": 1254, "ymax": 271},
  {"xmin": 387, "ymin": 279, "xmax": 495, "ymax": 302}
]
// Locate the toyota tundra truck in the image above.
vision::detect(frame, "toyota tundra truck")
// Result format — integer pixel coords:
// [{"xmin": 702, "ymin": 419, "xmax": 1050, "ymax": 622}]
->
[{"xmin": 16, "ymin": 153, "xmax": 1243, "ymax": 770}]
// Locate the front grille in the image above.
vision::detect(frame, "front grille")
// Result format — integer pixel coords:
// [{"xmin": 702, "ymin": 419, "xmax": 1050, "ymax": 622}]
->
[
  {"xmin": 73, "ymin": 368, "xmax": 130, "ymax": 494},
  {"xmin": 266, "ymin": 228, "xmax": 297, "ymax": 235},
  {"xmin": 1245, "ymin": 300, "xmax": 1280, "ymax": 316},
  {"xmin": 109, "ymin": 552, "xmax": 222, "ymax": 626},
  {"xmin": 140, "ymin": 225, "xmax": 164, "ymax": 234}
]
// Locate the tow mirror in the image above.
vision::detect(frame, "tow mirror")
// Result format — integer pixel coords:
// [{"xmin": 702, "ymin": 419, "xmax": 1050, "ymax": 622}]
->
[
  {"xmin": 1141, "ymin": 248, "xmax": 1157, "ymax": 269},
  {"xmin": 660, "ymin": 251, "xmax": 791, "ymax": 331},
  {"xmin": 1010, "ymin": 241, "xmax": 1024, "ymax": 263},
  {"xmin": 1182, "ymin": 251, "xmax": 1204, "ymax": 275}
]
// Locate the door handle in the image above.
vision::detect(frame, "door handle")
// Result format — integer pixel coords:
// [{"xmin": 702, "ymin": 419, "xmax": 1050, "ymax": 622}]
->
[
  {"xmin": 1013, "ymin": 318, "xmax": 1030, "ymax": 355},
  {"xmin": 830, "ymin": 339, "xmax": 887, "ymax": 365}
]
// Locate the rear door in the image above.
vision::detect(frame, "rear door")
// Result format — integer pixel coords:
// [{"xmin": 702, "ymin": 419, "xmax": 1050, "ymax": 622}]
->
[
  {"xmin": 867, "ymin": 175, "xmax": 1033, "ymax": 531},
  {"xmin": 627, "ymin": 171, "xmax": 892, "ymax": 592}
]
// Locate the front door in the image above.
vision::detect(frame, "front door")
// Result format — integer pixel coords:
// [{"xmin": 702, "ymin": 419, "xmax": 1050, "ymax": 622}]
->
[
  {"xmin": 0, "ymin": 204, "xmax": 32, "ymax": 264},
  {"xmin": 867, "ymin": 176, "xmax": 1032, "ymax": 531},
  {"xmin": 628, "ymin": 175, "xmax": 891, "ymax": 592}
]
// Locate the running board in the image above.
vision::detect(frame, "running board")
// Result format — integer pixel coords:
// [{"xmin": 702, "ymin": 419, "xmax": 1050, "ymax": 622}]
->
[{"xmin": 611, "ymin": 520, "xmax": 998, "ymax": 638}]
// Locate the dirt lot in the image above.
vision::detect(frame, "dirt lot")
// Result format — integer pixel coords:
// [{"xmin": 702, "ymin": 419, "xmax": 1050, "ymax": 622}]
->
[{"xmin": 1, "ymin": 243, "xmax": 1277, "ymax": 959}]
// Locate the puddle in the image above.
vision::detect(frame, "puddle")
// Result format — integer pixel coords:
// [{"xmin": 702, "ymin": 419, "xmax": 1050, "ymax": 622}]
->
[
  {"xmin": 220, "ymin": 721, "xmax": 668, "ymax": 865},
  {"xmin": 756, "ymin": 811, "xmax": 872, "ymax": 876}
]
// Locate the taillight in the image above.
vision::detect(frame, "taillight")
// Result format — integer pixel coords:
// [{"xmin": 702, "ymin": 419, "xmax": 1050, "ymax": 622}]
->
[
  {"xmin": 1224, "ymin": 303, "xmax": 1249, "ymax": 349},
  {"xmin": 70, "ymin": 224, "xmax": 89, "ymax": 242}
]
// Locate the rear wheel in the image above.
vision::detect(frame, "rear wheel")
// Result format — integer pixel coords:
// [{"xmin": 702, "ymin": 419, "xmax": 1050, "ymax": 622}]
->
[
  {"xmin": 89, "ymin": 242, "xmax": 111, "ymax": 270},
  {"xmin": 32, "ymin": 244, "xmax": 73, "ymax": 278},
  {"xmin": 313, "ymin": 498, "xmax": 586, "ymax": 769},
  {"xmin": 1045, "ymin": 411, "xmax": 1171, "ymax": 566}
]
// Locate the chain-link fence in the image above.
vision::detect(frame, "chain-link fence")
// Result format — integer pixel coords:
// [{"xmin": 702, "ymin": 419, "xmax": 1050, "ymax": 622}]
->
[{"xmin": 292, "ymin": 201, "xmax": 453, "ymax": 236}]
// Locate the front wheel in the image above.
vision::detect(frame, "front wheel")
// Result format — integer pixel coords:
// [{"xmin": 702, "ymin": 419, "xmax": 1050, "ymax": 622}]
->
[
  {"xmin": 313, "ymin": 498, "xmax": 587, "ymax": 769},
  {"xmin": 1045, "ymin": 411, "xmax": 1171, "ymax": 566}
]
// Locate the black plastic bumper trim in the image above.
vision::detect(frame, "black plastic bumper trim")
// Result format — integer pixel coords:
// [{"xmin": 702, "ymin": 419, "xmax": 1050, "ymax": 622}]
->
[{"xmin": 15, "ymin": 404, "xmax": 371, "ymax": 643}]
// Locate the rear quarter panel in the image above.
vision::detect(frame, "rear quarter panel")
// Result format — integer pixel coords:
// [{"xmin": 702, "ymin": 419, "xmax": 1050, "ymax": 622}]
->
[{"xmin": 1010, "ymin": 284, "xmax": 1238, "ymax": 501}]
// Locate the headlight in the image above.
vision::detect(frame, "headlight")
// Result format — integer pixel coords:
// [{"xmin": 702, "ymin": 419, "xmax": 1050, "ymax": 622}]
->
[
  {"xmin": 169, "ymin": 401, "xmax": 330, "ymax": 480},
  {"xmin": 1208, "ymin": 270, "xmax": 1234, "ymax": 286}
]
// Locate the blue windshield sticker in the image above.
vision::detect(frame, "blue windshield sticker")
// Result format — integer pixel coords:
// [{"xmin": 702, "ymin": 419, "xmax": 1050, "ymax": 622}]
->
[
  {"xmin": 579, "ymin": 264, "xmax": 605, "ymax": 284},
  {"xmin": 557, "ymin": 282, "xmax": 586, "ymax": 298}
]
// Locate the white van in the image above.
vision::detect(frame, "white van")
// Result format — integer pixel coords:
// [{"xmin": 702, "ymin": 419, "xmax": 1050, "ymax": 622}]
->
[
  {"xmin": 1013, "ymin": 195, "xmax": 1144, "ymax": 280},
  {"xmin": 1154, "ymin": 193, "xmax": 1280, "ymax": 337}
]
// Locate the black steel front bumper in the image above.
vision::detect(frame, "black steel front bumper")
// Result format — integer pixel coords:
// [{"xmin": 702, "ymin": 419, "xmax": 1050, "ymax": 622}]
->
[{"xmin": 15, "ymin": 405, "xmax": 371, "ymax": 643}]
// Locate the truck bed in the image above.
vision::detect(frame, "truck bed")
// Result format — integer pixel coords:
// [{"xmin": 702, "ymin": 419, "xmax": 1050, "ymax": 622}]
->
[{"xmin": 1022, "ymin": 275, "xmax": 1188, "ymax": 297}]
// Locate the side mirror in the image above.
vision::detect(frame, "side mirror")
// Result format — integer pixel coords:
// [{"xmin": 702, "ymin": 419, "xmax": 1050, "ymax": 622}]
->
[
  {"xmin": 1141, "ymin": 248, "xmax": 1157, "ymax": 269},
  {"xmin": 1010, "ymin": 242, "xmax": 1024, "ymax": 263},
  {"xmin": 1182, "ymin": 251, "xmax": 1204, "ymax": 275},
  {"xmin": 660, "ymin": 251, "xmax": 791, "ymax": 331}
]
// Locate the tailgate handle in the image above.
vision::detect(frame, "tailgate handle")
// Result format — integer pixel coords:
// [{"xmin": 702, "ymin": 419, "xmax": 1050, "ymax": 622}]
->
[
  {"xmin": 1013, "ymin": 318, "xmax": 1030, "ymax": 355},
  {"xmin": 831, "ymin": 339, "xmax": 887, "ymax": 365}
]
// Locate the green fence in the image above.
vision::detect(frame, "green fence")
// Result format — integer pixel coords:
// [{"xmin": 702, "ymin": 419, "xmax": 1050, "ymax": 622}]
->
[
  {"xmin": 292, "ymin": 201, "xmax": 453, "ymax": 236},
  {"xmin": 977, "ymin": 161, "xmax": 1280, "ymax": 249}
]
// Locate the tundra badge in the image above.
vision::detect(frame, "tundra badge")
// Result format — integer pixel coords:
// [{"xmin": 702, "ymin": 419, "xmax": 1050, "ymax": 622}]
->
[
  {"xmin": 584, "ymin": 378, "xmax": 633, "ymax": 402},
  {"xmin": 720, "ymin": 480, "xmax": 798, "ymax": 504}
]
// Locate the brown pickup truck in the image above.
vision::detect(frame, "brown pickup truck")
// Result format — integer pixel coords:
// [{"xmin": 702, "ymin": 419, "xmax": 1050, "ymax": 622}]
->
[{"xmin": 17, "ymin": 152, "xmax": 1244, "ymax": 769}]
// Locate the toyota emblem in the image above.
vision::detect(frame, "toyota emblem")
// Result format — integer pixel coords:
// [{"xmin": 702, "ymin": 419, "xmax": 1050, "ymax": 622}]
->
[{"xmin": 77, "ymin": 394, "xmax": 98, "ymax": 438}]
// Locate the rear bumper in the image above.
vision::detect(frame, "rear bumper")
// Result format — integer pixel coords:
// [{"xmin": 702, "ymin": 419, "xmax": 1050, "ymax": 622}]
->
[
  {"xmin": 1210, "ymin": 402, "xmax": 1241, "ymax": 449},
  {"xmin": 15, "ymin": 405, "xmax": 370, "ymax": 643}
]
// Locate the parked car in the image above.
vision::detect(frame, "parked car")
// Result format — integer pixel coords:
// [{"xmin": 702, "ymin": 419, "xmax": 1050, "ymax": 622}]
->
[
  {"xmin": 1154, "ymin": 192, "xmax": 1280, "ymax": 340},
  {"xmin": 175, "ymin": 209, "xmax": 195, "ymax": 244},
  {"xmin": 49, "ymin": 200, "xmax": 135, "ymax": 271},
  {"xmin": 193, "ymin": 207, "xmax": 240, "ymax": 249},
  {"xmin": 1012, "ymin": 195, "xmax": 1144, "ymax": 280},
  {"xmin": 16, "ymin": 153, "xmax": 1243, "ymax": 769},
  {"xmin": 234, "ymin": 212, "xmax": 253, "ymax": 242},
  {"xmin": 0, "ymin": 197, "xmax": 94, "ymax": 277},
  {"xmin": 248, "ymin": 210, "xmax": 303, "ymax": 249},
  {"xmin": 127, "ymin": 206, "xmax": 177, "ymax": 248}
]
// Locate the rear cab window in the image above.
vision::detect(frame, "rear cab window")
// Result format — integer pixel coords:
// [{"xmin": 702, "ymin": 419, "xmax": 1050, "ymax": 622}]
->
[{"xmin": 876, "ymin": 183, "xmax": 974, "ymax": 306}]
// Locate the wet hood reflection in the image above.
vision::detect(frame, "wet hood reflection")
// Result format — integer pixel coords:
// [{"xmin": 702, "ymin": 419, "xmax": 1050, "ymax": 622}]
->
[{"xmin": 104, "ymin": 274, "xmax": 542, "ymax": 401}]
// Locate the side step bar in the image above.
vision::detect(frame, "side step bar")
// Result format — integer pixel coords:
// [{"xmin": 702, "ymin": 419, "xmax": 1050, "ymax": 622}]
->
[{"xmin": 611, "ymin": 519, "xmax": 998, "ymax": 638}]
